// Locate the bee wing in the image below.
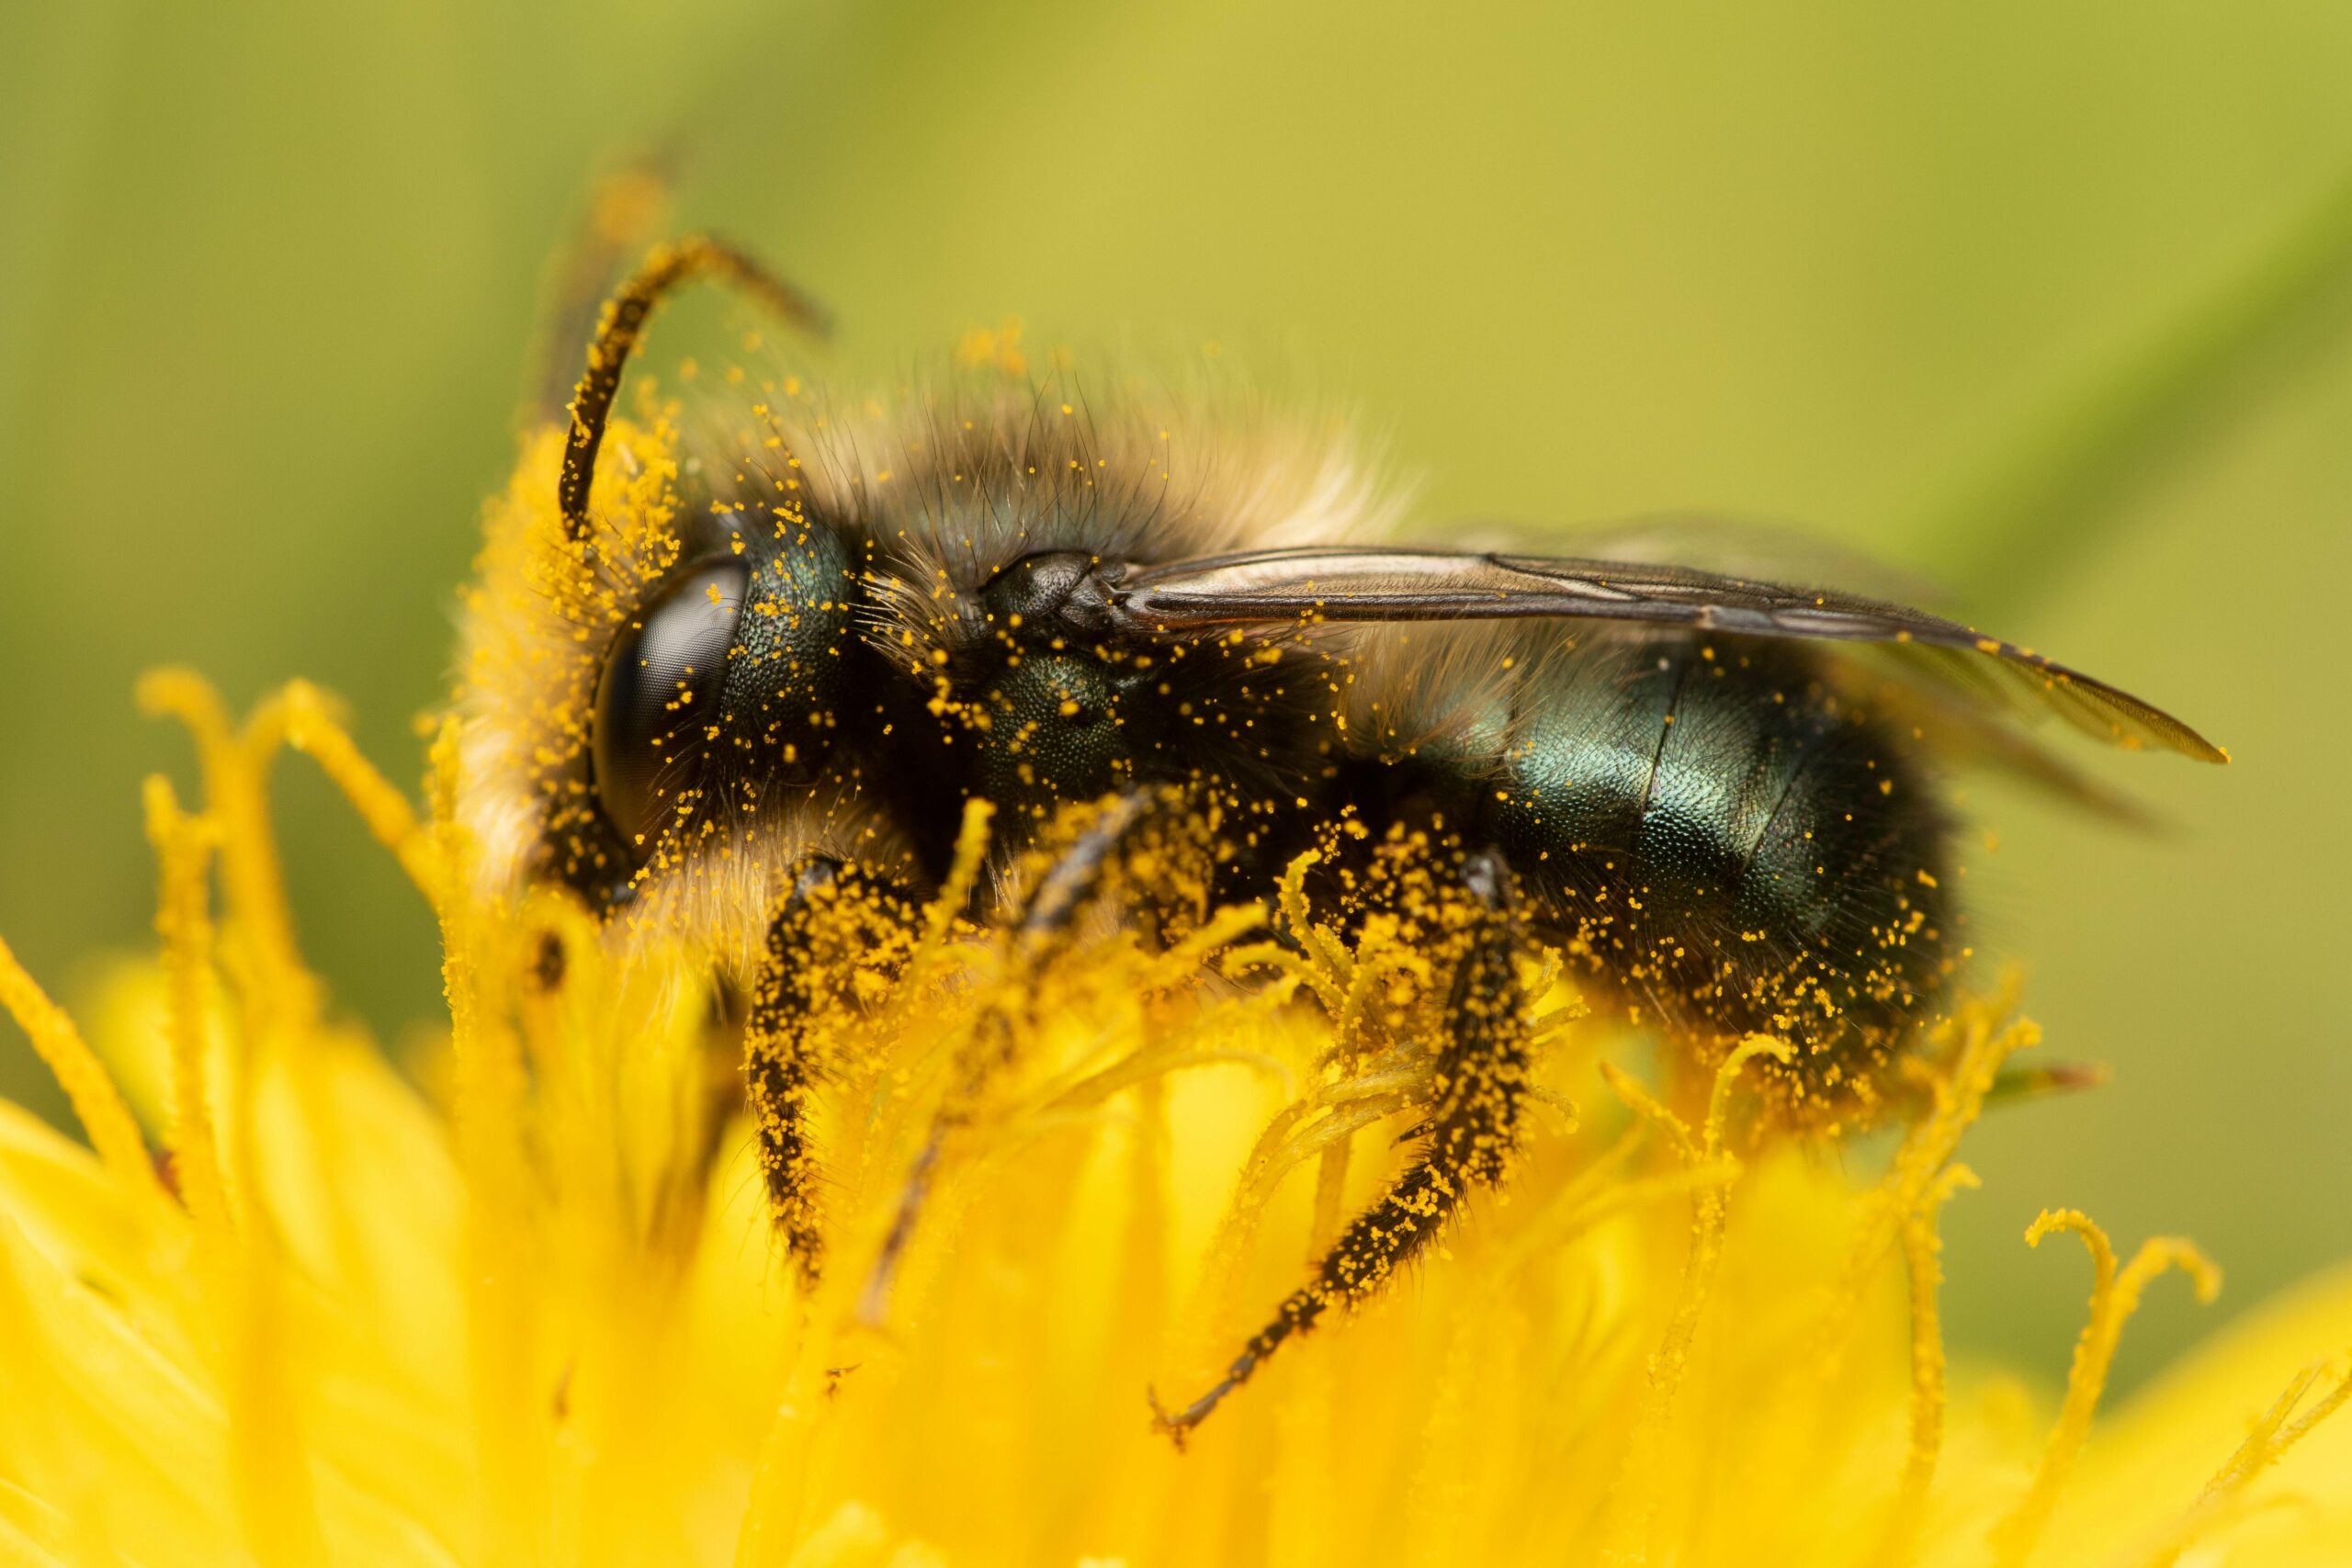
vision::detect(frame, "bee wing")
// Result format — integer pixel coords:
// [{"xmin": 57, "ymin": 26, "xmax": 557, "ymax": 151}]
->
[
  {"xmin": 1821, "ymin": 660, "xmax": 2165, "ymax": 826},
  {"xmin": 1111, "ymin": 547, "xmax": 2225, "ymax": 764},
  {"xmin": 1470, "ymin": 518, "xmax": 2156, "ymax": 818},
  {"xmin": 1441, "ymin": 513, "xmax": 1961, "ymax": 613}
]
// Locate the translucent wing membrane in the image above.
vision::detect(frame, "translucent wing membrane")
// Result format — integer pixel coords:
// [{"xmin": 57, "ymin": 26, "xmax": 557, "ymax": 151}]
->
[
  {"xmin": 1471, "ymin": 513, "xmax": 1961, "ymax": 613},
  {"xmin": 1112, "ymin": 547, "xmax": 2224, "ymax": 763}
]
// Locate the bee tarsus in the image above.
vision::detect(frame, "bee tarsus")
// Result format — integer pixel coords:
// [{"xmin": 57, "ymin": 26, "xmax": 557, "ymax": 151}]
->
[{"xmin": 1155, "ymin": 847, "xmax": 1532, "ymax": 1444}]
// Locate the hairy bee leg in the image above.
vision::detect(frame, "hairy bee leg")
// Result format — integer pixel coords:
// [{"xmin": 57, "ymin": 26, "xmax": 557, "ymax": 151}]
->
[
  {"xmin": 1152, "ymin": 848, "xmax": 1531, "ymax": 1445},
  {"xmin": 858, "ymin": 790, "xmax": 1154, "ymax": 1325},
  {"xmin": 746, "ymin": 858, "xmax": 919, "ymax": 1287},
  {"xmin": 1009, "ymin": 789, "xmax": 1154, "ymax": 957}
]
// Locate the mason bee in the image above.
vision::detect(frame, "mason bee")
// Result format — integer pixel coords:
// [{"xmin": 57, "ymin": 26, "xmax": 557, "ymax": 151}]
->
[{"xmin": 456, "ymin": 237, "xmax": 2223, "ymax": 1438}]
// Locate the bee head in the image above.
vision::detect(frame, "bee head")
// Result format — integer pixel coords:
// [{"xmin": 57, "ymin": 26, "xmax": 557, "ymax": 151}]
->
[{"xmin": 460, "ymin": 232, "xmax": 1386, "ymax": 940}]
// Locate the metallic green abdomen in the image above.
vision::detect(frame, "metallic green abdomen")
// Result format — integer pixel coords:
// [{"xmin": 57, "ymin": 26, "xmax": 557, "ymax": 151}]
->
[{"xmin": 1470, "ymin": 632, "xmax": 1952, "ymax": 1082}]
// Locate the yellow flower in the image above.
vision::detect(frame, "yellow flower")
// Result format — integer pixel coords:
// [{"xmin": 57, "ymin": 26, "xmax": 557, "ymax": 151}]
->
[{"xmin": 0, "ymin": 673, "xmax": 2345, "ymax": 1567}]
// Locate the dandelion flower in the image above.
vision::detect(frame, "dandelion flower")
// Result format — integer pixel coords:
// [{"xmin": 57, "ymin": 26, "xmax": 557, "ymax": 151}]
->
[{"xmin": 0, "ymin": 675, "xmax": 2345, "ymax": 1568}]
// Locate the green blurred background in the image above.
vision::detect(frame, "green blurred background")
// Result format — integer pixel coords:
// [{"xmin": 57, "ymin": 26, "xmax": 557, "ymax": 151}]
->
[{"xmin": 4, "ymin": 0, "xmax": 2347, "ymax": 1395}]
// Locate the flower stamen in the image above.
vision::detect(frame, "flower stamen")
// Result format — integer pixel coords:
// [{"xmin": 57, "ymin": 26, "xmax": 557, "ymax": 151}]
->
[
  {"xmin": 1873, "ymin": 1160, "xmax": 1982, "ymax": 1568},
  {"xmin": 141, "ymin": 778, "xmax": 232, "ymax": 1239},
  {"xmin": 268, "ymin": 678, "xmax": 435, "ymax": 893},
  {"xmin": 1990, "ymin": 1210, "xmax": 2222, "ymax": 1567},
  {"xmin": 0, "ymin": 941, "xmax": 156, "ymax": 1197},
  {"xmin": 2134, "ymin": 1353, "xmax": 2352, "ymax": 1566},
  {"xmin": 1602, "ymin": 1032, "xmax": 1793, "ymax": 1562}
]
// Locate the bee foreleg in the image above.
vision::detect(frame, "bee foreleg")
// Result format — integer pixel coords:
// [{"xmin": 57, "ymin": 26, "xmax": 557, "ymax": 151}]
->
[
  {"xmin": 746, "ymin": 857, "xmax": 919, "ymax": 1289},
  {"xmin": 1151, "ymin": 847, "xmax": 1532, "ymax": 1445}
]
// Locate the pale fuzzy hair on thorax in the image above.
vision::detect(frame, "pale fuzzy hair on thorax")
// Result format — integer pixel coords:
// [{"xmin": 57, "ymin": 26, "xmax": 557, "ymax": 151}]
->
[
  {"xmin": 455, "ymin": 366, "xmax": 1403, "ymax": 976},
  {"xmin": 680, "ymin": 364, "xmax": 1404, "ymax": 671}
]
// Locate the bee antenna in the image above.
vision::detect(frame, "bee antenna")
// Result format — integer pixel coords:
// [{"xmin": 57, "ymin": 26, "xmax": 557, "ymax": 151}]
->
[{"xmin": 559, "ymin": 234, "xmax": 831, "ymax": 544}]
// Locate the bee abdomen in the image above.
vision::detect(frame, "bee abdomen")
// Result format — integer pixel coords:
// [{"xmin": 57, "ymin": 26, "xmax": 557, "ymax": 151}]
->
[{"xmin": 1477, "ymin": 635, "xmax": 1952, "ymax": 1072}]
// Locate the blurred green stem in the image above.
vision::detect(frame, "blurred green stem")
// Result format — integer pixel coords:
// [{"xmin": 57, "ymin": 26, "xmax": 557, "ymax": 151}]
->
[{"xmin": 1934, "ymin": 167, "xmax": 2352, "ymax": 619}]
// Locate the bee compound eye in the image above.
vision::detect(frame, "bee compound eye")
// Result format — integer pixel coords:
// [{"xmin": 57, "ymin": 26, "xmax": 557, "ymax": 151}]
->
[{"xmin": 592, "ymin": 558, "xmax": 750, "ymax": 850}]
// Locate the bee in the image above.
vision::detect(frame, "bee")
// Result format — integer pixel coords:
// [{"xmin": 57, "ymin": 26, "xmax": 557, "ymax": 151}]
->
[{"xmin": 457, "ymin": 236, "xmax": 2224, "ymax": 1438}]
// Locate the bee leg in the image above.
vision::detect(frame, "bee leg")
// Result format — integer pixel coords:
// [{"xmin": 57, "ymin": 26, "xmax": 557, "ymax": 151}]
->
[
  {"xmin": 746, "ymin": 857, "xmax": 919, "ymax": 1288},
  {"xmin": 858, "ymin": 789, "xmax": 1154, "ymax": 1325},
  {"xmin": 1151, "ymin": 847, "xmax": 1531, "ymax": 1446}
]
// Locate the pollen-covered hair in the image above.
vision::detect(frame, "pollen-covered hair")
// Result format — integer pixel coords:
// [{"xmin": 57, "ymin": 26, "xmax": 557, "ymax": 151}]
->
[{"xmin": 455, "ymin": 360, "xmax": 1398, "ymax": 974}]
